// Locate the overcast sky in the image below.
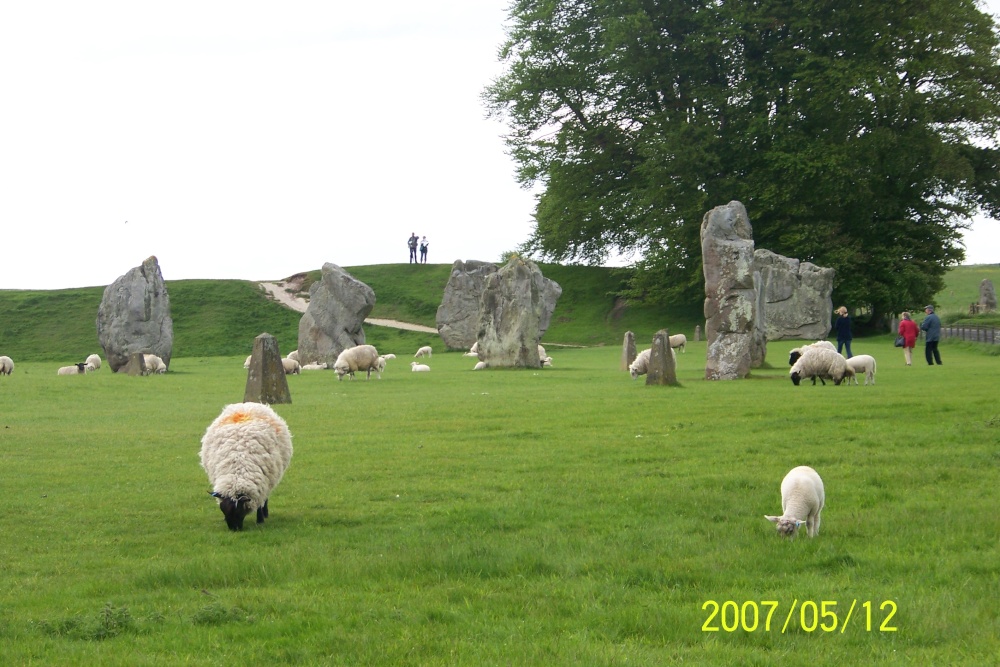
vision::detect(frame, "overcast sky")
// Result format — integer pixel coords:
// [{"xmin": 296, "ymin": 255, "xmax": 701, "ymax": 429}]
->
[{"xmin": 1, "ymin": 1, "xmax": 997, "ymax": 290}]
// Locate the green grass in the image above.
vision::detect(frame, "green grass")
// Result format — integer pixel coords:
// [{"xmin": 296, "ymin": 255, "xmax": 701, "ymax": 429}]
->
[
  {"xmin": 1, "ymin": 337, "xmax": 998, "ymax": 665},
  {"xmin": 933, "ymin": 263, "xmax": 1000, "ymax": 326}
]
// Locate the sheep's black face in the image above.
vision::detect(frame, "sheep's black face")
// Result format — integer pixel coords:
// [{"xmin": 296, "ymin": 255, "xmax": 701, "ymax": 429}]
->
[
  {"xmin": 790, "ymin": 372, "xmax": 802, "ymax": 386},
  {"xmin": 788, "ymin": 351, "xmax": 801, "ymax": 366},
  {"xmin": 214, "ymin": 494, "xmax": 252, "ymax": 531}
]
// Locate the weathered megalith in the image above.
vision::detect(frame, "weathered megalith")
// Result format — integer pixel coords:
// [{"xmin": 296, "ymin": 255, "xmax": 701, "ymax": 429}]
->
[
  {"xmin": 645, "ymin": 329, "xmax": 679, "ymax": 386},
  {"xmin": 297, "ymin": 263, "xmax": 375, "ymax": 367},
  {"xmin": 754, "ymin": 249, "xmax": 835, "ymax": 340},
  {"xmin": 980, "ymin": 279, "xmax": 997, "ymax": 312},
  {"xmin": 96, "ymin": 256, "xmax": 173, "ymax": 373},
  {"xmin": 437, "ymin": 259, "xmax": 562, "ymax": 350},
  {"xmin": 477, "ymin": 257, "xmax": 555, "ymax": 368},
  {"xmin": 244, "ymin": 333, "xmax": 291, "ymax": 405},
  {"xmin": 751, "ymin": 269, "xmax": 768, "ymax": 368},
  {"xmin": 702, "ymin": 201, "xmax": 757, "ymax": 380},
  {"xmin": 120, "ymin": 353, "xmax": 149, "ymax": 377},
  {"xmin": 621, "ymin": 330, "xmax": 637, "ymax": 371}
]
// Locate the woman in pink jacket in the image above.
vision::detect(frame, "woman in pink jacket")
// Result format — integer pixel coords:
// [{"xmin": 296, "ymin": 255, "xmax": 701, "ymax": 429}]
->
[{"xmin": 898, "ymin": 312, "xmax": 920, "ymax": 366}]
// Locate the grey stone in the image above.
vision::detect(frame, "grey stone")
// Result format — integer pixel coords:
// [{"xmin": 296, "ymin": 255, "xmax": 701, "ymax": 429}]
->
[
  {"xmin": 120, "ymin": 352, "xmax": 149, "ymax": 377},
  {"xmin": 437, "ymin": 259, "xmax": 561, "ymax": 350},
  {"xmin": 754, "ymin": 249, "xmax": 835, "ymax": 340},
  {"xmin": 297, "ymin": 263, "xmax": 375, "ymax": 367},
  {"xmin": 244, "ymin": 333, "xmax": 291, "ymax": 405},
  {"xmin": 694, "ymin": 325, "xmax": 701, "ymax": 342},
  {"xmin": 980, "ymin": 279, "xmax": 997, "ymax": 312},
  {"xmin": 645, "ymin": 329, "xmax": 678, "ymax": 386},
  {"xmin": 97, "ymin": 256, "xmax": 173, "ymax": 373},
  {"xmin": 621, "ymin": 330, "xmax": 636, "ymax": 371},
  {"xmin": 702, "ymin": 201, "xmax": 756, "ymax": 380},
  {"xmin": 477, "ymin": 257, "xmax": 553, "ymax": 368}
]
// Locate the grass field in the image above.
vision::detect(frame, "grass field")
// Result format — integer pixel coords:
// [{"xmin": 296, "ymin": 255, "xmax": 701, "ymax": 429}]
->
[{"xmin": 1, "ymin": 335, "xmax": 998, "ymax": 665}]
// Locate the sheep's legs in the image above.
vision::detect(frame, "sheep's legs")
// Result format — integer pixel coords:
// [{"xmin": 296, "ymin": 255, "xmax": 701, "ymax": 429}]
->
[{"xmin": 257, "ymin": 500, "xmax": 269, "ymax": 524}]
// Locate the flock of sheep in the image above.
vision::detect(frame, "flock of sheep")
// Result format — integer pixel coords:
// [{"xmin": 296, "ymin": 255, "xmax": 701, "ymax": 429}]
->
[
  {"xmin": 788, "ymin": 341, "xmax": 877, "ymax": 386},
  {"xmin": 2, "ymin": 352, "xmax": 168, "ymax": 377}
]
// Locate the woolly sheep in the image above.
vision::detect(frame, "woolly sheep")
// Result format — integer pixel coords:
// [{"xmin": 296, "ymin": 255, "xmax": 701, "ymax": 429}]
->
[
  {"xmin": 143, "ymin": 354, "xmax": 167, "ymax": 374},
  {"xmin": 845, "ymin": 354, "xmax": 877, "ymax": 386},
  {"xmin": 537, "ymin": 344, "xmax": 546, "ymax": 359},
  {"xmin": 414, "ymin": 345, "xmax": 433, "ymax": 358},
  {"xmin": 287, "ymin": 350, "xmax": 299, "ymax": 362},
  {"xmin": 301, "ymin": 362, "xmax": 327, "ymax": 370},
  {"xmin": 200, "ymin": 402, "xmax": 293, "ymax": 531},
  {"xmin": 57, "ymin": 363, "xmax": 88, "ymax": 375},
  {"xmin": 382, "ymin": 353, "xmax": 396, "ymax": 360},
  {"xmin": 334, "ymin": 344, "xmax": 380, "ymax": 380},
  {"xmin": 281, "ymin": 358, "xmax": 301, "ymax": 375},
  {"xmin": 411, "ymin": 362, "xmax": 431, "ymax": 372},
  {"xmin": 788, "ymin": 340, "xmax": 837, "ymax": 366},
  {"xmin": 469, "ymin": 341, "xmax": 479, "ymax": 354},
  {"xmin": 0, "ymin": 355, "xmax": 14, "ymax": 375},
  {"xmin": 669, "ymin": 334, "xmax": 687, "ymax": 353},
  {"xmin": 541, "ymin": 356, "xmax": 553, "ymax": 367},
  {"xmin": 85, "ymin": 354, "xmax": 102, "ymax": 371},
  {"xmin": 765, "ymin": 466, "xmax": 825, "ymax": 538},
  {"xmin": 789, "ymin": 347, "xmax": 849, "ymax": 386},
  {"xmin": 628, "ymin": 347, "xmax": 675, "ymax": 380},
  {"xmin": 244, "ymin": 355, "xmax": 252, "ymax": 369}
]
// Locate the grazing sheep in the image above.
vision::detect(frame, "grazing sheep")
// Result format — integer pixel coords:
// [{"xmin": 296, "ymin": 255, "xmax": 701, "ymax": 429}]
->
[
  {"xmin": 85, "ymin": 354, "xmax": 102, "ymax": 371},
  {"xmin": 287, "ymin": 350, "xmax": 299, "ymax": 362},
  {"xmin": 414, "ymin": 345, "xmax": 433, "ymax": 358},
  {"xmin": 57, "ymin": 363, "xmax": 89, "ymax": 375},
  {"xmin": 0, "ymin": 355, "xmax": 14, "ymax": 375},
  {"xmin": 845, "ymin": 354, "xmax": 877, "ymax": 386},
  {"xmin": 382, "ymin": 353, "xmax": 396, "ymax": 360},
  {"xmin": 537, "ymin": 344, "xmax": 547, "ymax": 359},
  {"xmin": 281, "ymin": 358, "xmax": 301, "ymax": 375},
  {"xmin": 143, "ymin": 354, "xmax": 167, "ymax": 374},
  {"xmin": 473, "ymin": 361, "xmax": 487, "ymax": 370},
  {"xmin": 628, "ymin": 347, "xmax": 675, "ymax": 379},
  {"xmin": 301, "ymin": 362, "xmax": 327, "ymax": 370},
  {"xmin": 541, "ymin": 356, "xmax": 553, "ymax": 367},
  {"xmin": 669, "ymin": 334, "xmax": 687, "ymax": 353},
  {"xmin": 244, "ymin": 355, "xmax": 252, "ymax": 369},
  {"xmin": 765, "ymin": 466, "xmax": 825, "ymax": 538},
  {"xmin": 789, "ymin": 347, "xmax": 850, "ymax": 386},
  {"xmin": 200, "ymin": 402, "xmax": 293, "ymax": 531},
  {"xmin": 411, "ymin": 362, "xmax": 431, "ymax": 372},
  {"xmin": 334, "ymin": 344, "xmax": 380, "ymax": 380},
  {"xmin": 788, "ymin": 340, "xmax": 837, "ymax": 366}
]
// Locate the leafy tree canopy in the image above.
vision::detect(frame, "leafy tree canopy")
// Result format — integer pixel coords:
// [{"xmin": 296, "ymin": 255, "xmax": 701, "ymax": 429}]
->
[{"xmin": 486, "ymin": 0, "xmax": 1000, "ymax": 321}]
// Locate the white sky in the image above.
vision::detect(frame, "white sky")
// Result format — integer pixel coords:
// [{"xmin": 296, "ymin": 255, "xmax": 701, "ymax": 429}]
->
[{"xmin": 1, "ymin": 1, "xmax": 997, "ymax": 290}]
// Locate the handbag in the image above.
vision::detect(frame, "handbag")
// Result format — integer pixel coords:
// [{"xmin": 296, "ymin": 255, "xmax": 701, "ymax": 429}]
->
[{"xmin": 894, "ymin": 335, "xmax": 905, "ymax": 348}]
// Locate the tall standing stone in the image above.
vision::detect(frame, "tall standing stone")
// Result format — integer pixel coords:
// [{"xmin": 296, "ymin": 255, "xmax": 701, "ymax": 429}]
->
[
  {"xmin": 244, "ymin": 333, "xmax": 291, "ymax": 405},
  {"xmin": 477, "ymin": 257, "xmax": 553, "ymax": 368},
  {"xmin": 645, "ymin": 329, "xmax": 678, "ymax": 386},
  {"xmin": 96, "ymin": 256, "xmax": 173, "ymax": 373},
  {"xmin": 297, "ymin": 263, "xmax": 375, "ymax": 367},
  {"xmin": 702, "ymin": 201, "xmax": 756, "ymax": 380},
  {"xmin": 621, "ymin": 331, "xmax": 636, "ymax": 371},
  {"xmin": 754, "ymin": 249, "xmax": 835, "ymax": 340},
  {"xmin": 980, "ymin": 279, "xmax": 997, "ymax": 312}
]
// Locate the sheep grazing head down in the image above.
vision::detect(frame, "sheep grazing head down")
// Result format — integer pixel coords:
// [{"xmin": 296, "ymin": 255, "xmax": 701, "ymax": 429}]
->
[
  {"xmin": 766, "ymin": 516, "xmax": 806, "ymax": 537},
  {"xmin": 209, "ymin": 492, "xmax": 255, "ymax": 531}
]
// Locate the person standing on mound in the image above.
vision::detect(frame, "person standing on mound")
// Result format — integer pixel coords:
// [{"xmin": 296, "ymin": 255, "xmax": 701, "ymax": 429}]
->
[{"xmin": 407, "ymin": 232, "xmax": 419, "ymax": 264}]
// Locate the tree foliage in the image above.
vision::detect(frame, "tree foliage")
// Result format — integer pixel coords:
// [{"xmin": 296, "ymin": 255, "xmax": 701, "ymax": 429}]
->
[{"xmin": 485, "ymin": 0, "xmax": 1000, "ymax": 320}]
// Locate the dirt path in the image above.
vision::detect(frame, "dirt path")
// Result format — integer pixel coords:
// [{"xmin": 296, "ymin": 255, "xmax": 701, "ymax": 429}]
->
[{"xmin": 258, "ymin": 282, "xmax": 438, "ymax": 334}]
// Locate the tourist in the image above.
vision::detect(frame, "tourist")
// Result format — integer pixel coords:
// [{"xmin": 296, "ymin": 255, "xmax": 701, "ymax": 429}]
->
[
  {"xmin": 834, "ymin": 306, "xmax": 853, "ymax": 358},
  {"xmin": 408, "ymin": 232, "xmax": 419, "ymax": 264},
  {"xmin": 920, "ymin": 305, "xmax": 942, "ymax": 365},
  {"xmin": 419, "ymin": 236, "xmax": 429, "ymax": 264},
  {"xmin": 897, "ymin": 312, "xmax": 920, "ymax": 366}
]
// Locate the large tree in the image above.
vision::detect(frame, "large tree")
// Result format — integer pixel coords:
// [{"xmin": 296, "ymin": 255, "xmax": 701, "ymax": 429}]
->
[{"xmin": 486, "ymin": 0, "xmax": 1000, "ymax": 321}]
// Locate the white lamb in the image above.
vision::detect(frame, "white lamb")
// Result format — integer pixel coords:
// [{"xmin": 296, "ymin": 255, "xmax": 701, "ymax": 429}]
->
[
  {"xmin": 789, "ymin": 347, "xmax": 850, "ymax": 386},
  {"xmin": 301, "ymin": 362, "xmax": 327, "ymax": 371},
  {"xmin": 765, "ymin": 466, "xmax": 825, "ymax": 538},
  {"xmin": 281, "ymin": 358, "xmax": 301, "ymax": 375},
  {"xmin": 85, "ymin": 354, "xmax": 102, "ymax": 371},
  {"xmin": 669, "ymin": 334, "xmax": 687, "ymax": 353},
  {"xmin": 244, "ymin": 355, "xmax": 253, "ymax": 369},
  {"xmin": 200, "ymin": 402, "xmax": 293, "ymax": 531},
  {"xmin": 143, "ymin": 354, "xmax": 167, "ymax": 374},
  {"xmin": 537, "ymin": 344, "xmax": 547, "ymax": 359},
  {"xmin": 845, "ymin": 354, "xmax": 877, "ymax": 386},
  {"xmin": 788, "ymin": 340, "xmax": 837, "ymax": 366},
  {"xmin": 57, "ymin": 363, "xmax": 89, "ymax": 375},
  {"xmin": 0, "ymin": 355, "xmax": 14, "ymax": 375},
  {"xmin": 473, "ymin": 361, "xmax": 487, "ymax": 370},
  {"xmin": 414, "ymin": 345, "xmax": 433, "ymax": 358},
  {"xmin": 541, "ymin": 356, "xmax": 553, "ymax": 367},
  {"xmin": 334, "ymin": 344, "xmax": 380, "ymax": 380},
  {"xmin": 628, "ymin": 347, "xmax": 675, "ymax": 379},
  {"xmin": 411, "ymin": 362, "xmax": 431, "ymax": 372},
  {"xmin": 287, "ymin": 350, "xmax": 299, "ymax": 362}
]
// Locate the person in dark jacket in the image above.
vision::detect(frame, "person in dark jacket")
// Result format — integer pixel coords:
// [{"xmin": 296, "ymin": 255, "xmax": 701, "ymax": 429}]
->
[
  {"xmin": 834, "ymin": 306, "xmax": 853, "ymax": 358},
  {"xmin": 920, "ymin": 305, "xmax": 942, "ymax": 365}
]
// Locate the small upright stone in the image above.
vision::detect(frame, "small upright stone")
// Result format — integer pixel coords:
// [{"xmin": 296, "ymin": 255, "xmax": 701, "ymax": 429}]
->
[
  {"xmin": 120, "ymin": 353, "xmax": 148, "ymax": 377},
  {"xmin": 621, "ymin": 331, "xmax": 636, "ymax": 371},
  {"xmin": 244, "ymin": 333, "xmax": 291, "ymax": 405},
  {"xmin": 694, "ymin": 325, "xmax": 701, "ymax": 342},
  {"xmin": 980, "ymin": 279, "xmax": 997, "ymax": 313},
  {"xmin": 645, "ymin": 329, "xmax": 678, "ymax": 386}
]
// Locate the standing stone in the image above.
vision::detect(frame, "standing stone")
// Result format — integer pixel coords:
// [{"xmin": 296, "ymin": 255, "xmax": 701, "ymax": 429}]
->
[
  {"xmin": 437, "ymin": 259, "xmax": 562, "ymax": 350},
  {"xmin": 96, "ymin": 256, "xmax": 173, "ymax": 373},
  {"xmin": 244, "ymin": 333, "xmax": 291, "ymax": 405},
  {"xmin": 750, "ymin": 268, "xmax": 768, "ymax": 368},
  {"xmin": 621, "ymin": 331, "xmax": 637, "ymax": 371},
  {"xmin": 694, "ymin": 325, "xmax": 701, "ymax": 342},
  {"xmin": 477, "ymin": 257, "xmax": 552, "ymax": 368},
  {"xmin": 645, "ymin": 329, "xmax": 678, "ymax": 386},
  {"xmin": 297, "ymin": 263, "xmax": 375, "ymax": 367},
  {"xmin": 754, "ymin": 249, "xmax": 835, "ymax": 340},
  {"xmin": 702, "ymin": 201, "xmax": 756, "ymax": 380},
  {"xmin": 980, "ymin": 279, "xmax": 997, "ymax": 312},
  {"xmin": 120, "ymin": 353, "xmax": 149, "ymax": 377}
]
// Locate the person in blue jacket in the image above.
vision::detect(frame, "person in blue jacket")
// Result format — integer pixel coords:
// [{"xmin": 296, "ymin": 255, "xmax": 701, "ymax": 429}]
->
[
  {"xmin": 920, "ymin": 304, "xmax": 942, "ymax": 365},
  {"xmin": 834, "ymin": 306, "xmax": 853, "ymax": 358}
]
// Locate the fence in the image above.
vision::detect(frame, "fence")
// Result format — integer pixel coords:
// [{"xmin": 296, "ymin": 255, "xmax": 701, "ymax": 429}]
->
[{"xmin": 941, "ymin": 325, "xmax": 1000, "ymax": 345}]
